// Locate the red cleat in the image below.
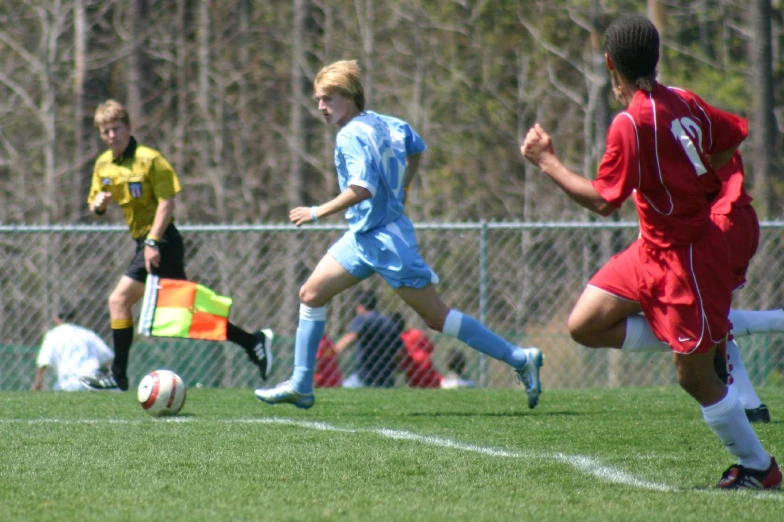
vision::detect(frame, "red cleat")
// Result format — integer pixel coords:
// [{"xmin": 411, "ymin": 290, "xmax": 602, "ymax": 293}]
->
[{"xmin": 718, "ymin": 457, "xmax": 782, "ymax": 490}]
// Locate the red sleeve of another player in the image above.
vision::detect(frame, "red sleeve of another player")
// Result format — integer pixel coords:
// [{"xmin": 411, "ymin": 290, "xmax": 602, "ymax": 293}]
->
[
  {"xmin": 591, "ymin": 114, "xmax": 638, "ymax": 209},
  {"xmin": 687, "ymin": 92, "xmax": 748, "ymax": 154}
]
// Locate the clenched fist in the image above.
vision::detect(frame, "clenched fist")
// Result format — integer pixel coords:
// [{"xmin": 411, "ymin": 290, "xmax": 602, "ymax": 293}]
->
[{"xmin": 520, "ymin": 123, "xmax": 555, "ymax": 168}]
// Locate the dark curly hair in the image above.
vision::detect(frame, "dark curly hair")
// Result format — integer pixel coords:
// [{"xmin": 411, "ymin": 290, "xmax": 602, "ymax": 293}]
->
[{"xmin": 604, "ymin": 14, "xmax": 659, "ymax": 90}]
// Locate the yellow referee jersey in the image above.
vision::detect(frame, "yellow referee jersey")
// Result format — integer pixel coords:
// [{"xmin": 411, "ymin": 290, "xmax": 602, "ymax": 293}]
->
[{"xmin": 88, "ymin": 138, "xmax": 182, "ymax": 239}]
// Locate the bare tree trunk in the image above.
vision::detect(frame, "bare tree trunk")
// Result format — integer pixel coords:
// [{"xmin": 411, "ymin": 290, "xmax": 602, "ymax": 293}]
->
[
  {"xmin": 286, "ymin": 0, "xmax": 310, "ymax": 333},
  {"xmin": 73, "ymin": 0, "xmax": 88, "ymax": 220},
  {"xmin": 235, "ymin": 0, "xmax": 255, "ymax": 211},
  {"xmin": 355, "ymin": 0, "xmax": 374, "ymax": 106},
  {"xmin": 127, "ymin": 0, "xmax": 146, "ymax": 125},
  {"xmin": 648, "ymin": 0, "xmax": 667, "ymax": 82},
  {"xmin": 39, "ymin": 4, "xmax": 66, "ymax": 224},
  {"xmin": 174, "ymin": 0, "xmax": 187, "ymax": 178},
  {"xmin": 322, "ymin": 2, "xmax": 337, "ymax": 196},
  {"xmin": 289, "ymin": 0, "xmax": 307, "ymax": 209},
  {"xmin": 197, "ymin": 0, "xmax": 226, "ymax": 219},
  {"xmin": 696, "ymin": 0, "xmax": 713, "ymax": 58},
  {"xmin": 749, "ymin": 0, "xmax": 776, "ymax": 218}
]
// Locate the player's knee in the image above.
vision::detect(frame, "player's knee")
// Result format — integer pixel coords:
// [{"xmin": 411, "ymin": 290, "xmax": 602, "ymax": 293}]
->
[
  {"xmin": 298, "ymin": 284, "xmax": 323, "ymax": 308},
  {"xmin": 675, "ymin": 369, "xmax": 703, "ymax": 401},
  {"xmin": 108, "ymin": 291, "xmax": 133, "ymax": 318},
  {"xmin": 412, "ymin": 306, "xmax": 447, "ymax": 332},
  {"xmin": 108, "ymin": 290, "xmax": 127, "ymax": 310},
  {"xmin": 420, "ymin": 314, "xmax": 444, "ymax": 332},
  {"xmin": 567, "ymin": 314, "xmax": 596, "ymax": 347}
]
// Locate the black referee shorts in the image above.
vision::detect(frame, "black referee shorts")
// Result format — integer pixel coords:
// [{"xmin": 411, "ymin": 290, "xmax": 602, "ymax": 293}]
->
[{"xmin": 125, "ymin": 223, "xmax": 187, "ymax": 283}]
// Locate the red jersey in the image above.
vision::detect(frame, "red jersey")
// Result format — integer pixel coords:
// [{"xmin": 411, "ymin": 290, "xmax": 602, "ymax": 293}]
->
[
  {"xmin": 593, "ymin": 84, "xmax": 747, "ymax": 247},
  {"xmin": 400, "ymin": 329, "xmax": 442, "ymax": 388},
  {"xmin": 711, "ymin": 152, "xmax": 753, "ymax": 215}
]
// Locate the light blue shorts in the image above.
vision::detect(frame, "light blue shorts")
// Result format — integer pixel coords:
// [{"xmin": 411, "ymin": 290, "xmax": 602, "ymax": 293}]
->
[{"xmin": 327, "ymin": 217, "xmax": 439, "ymax": 289}]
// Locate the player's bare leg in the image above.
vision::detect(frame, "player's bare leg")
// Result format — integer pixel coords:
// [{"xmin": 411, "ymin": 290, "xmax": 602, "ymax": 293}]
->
[
  {"xmin": 568, "ymin": 286, "xmax": 642, "ymax": 348},
  {"xmin": 395, "ymin": 284, "xmax": 544, "ymax": 409},
  {"xmin": 256, "ymin": 255, "xmax": 361, "ymax": 409},
  {"xmin": 673, "ymin": 346, "xmax": 780, "ymax": 489}
]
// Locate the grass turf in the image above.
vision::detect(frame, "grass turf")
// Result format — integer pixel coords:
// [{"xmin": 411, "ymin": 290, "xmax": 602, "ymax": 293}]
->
[{"xmin": 0, "ymin": 386, "xmax": 780, "ymax": 521}]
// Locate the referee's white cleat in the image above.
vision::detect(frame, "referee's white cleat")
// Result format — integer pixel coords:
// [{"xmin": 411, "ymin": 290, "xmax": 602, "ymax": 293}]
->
[
  {"xmin": 255, "ymin": 381, "xmax": 314, "ymax": 410},
  {"xmin": 515, "ymin": 347, "xmax": 544, "ymax": 409}
]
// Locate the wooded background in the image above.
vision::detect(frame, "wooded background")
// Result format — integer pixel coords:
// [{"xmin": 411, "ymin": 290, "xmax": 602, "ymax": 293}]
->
[{"xmin": 0, "ymin": 0, "xmax": 782, "ymax": 226}]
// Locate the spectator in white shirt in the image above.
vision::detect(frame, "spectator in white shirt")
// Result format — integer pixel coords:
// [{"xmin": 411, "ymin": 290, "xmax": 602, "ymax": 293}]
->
[{"xmin": 33, "ymin": 305, "xmax": 114, "ymax": 391}]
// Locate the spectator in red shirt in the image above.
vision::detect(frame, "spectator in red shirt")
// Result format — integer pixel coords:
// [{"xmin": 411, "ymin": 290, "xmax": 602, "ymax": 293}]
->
[
  {"xmin": 392, "ymin": 313, "xmax": 443, "ymax": 388},
  {"xmin": 314, "ymin": 335, "xmax": 343, "ymax": 388}
]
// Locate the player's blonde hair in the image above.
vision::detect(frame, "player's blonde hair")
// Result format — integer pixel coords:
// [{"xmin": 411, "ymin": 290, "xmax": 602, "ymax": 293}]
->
[
  {"xmin": 314, "ymin": 60, "xmax": 365, "ymax": 112},
  {"xmin": 94, "ymin": 99, "xmax": 131, "ymax": 128}
]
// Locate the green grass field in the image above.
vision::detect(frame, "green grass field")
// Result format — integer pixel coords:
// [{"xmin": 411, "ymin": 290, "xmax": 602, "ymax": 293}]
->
[{"xmin": 1, "ymin": 386, "xmax": 780, "ymax": 521}]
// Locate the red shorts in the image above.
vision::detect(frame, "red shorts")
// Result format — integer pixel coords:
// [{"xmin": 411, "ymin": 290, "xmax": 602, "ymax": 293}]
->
[
  {"xmin": 711, "ymin": 205, "xmax": 759, "ymax": 292},
  {"xmin": 588, "ymin": 224, "xmax": 732, "ymax": 354}
]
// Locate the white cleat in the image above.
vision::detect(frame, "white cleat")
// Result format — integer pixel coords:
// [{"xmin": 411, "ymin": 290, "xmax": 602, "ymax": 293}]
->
[
  {"xmin": 255, "ymin": 381, "xmax": 314, "ymax": 410},
  {"xmin": 515, "ymin": 347, "xmax": 544, "ymax": 409}
]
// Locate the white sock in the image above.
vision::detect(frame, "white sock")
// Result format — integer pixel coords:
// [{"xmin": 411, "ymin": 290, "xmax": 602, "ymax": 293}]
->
[
  {"xmin": 700, "ymin": 387, "xmax": 770, "ymax": 470},
  {"xmin": 729, "ymin": 309, "xmax": 784, "ymax": 338},
  {"xmin": 726, "ymin": 340, "xmax": 762, "ymax": 409},
  {"xmin": 621, "ymin": 315, "xmax": 669, "ymax": 352}
]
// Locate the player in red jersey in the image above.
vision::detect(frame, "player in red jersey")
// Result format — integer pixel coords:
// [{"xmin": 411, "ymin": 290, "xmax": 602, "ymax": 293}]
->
[
  {"xmin": 521, "ymin": 14, "xmax": 779, "ymax": 490},
  {"xmin": 708, "ymin": 153, "xmax": 769, "ymax": 421},
  {"xmin": 617, "ymin": 151, "xmax": 770, "ymax": 422}
]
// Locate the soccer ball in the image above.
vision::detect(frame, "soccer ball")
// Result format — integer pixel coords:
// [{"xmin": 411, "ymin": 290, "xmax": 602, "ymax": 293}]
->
[{"xmin": 137, "ymin": 370, "xmax": 187, "ymax": 417}]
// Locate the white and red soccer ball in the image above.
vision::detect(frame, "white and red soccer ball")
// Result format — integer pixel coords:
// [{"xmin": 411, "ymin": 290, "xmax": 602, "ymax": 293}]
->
[{"xmin": 137, "ymin": 370, "xmax": 186, "ymax": 417}]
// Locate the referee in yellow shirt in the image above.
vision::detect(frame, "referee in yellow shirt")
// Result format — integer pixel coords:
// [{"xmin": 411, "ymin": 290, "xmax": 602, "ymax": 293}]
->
[{"xmin": 80, "ymin": 100, "xmax": 272, "ymax": 391}]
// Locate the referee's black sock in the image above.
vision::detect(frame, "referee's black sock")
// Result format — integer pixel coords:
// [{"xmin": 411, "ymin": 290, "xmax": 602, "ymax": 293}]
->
[
  {"xmin": 110, "ymin": 319, "xmax": 134, "ymax": 391},
  {"xmin": 227, "ymin": 322, "xmax": 256, "ymax": 351}
]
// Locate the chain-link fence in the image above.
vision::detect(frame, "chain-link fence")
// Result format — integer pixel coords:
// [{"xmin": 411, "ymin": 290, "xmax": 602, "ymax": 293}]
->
[{"xmin": 3, "ymin": 222, "xmax": 784, "ymax": 392}]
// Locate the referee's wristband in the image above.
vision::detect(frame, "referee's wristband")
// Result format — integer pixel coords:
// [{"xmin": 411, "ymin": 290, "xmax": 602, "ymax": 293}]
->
[
  {"xmin": 93, "ymin": 205, "xmax": 106, "ymax": 216},
  {"xmin": 310, "ymin": 206, "xmax": 319, "ymax": 222}
]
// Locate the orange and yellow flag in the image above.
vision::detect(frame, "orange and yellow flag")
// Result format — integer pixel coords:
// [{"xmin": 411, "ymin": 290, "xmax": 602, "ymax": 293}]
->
[{"xmin": 138, "ymin": 275, "xmax": 232, "ymax": 341}]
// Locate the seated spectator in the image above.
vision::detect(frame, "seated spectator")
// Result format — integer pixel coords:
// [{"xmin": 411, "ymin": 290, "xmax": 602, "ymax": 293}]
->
[
  {"xmin": 314, "ymin": 335, "xmax": 343, "ymax": 388},
  {"xmin": 440, "ymin": 349, "xmax": 476, "ymax": 389},
  {"xmin": 392, "ymin": 313, "xmax": 443, "ymax": 388},
  {"xmin": 33, "ymin": 304, "xmax": 114, "ymax": 391}
]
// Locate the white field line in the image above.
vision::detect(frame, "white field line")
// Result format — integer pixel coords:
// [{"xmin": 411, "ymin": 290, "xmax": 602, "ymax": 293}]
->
[{"xmin": 2, "ymin": 416, "xmax": 781, "ymax": 500}]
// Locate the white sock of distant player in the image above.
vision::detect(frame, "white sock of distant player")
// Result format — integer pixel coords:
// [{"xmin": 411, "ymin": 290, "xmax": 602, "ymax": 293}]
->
[
  {"xmin": 726, "ymin": 339, "xmax": 763, "ymax": 410},
  {"xmin": 621, "ymin": 315, "xmax": 668, "ymax": 352},
  {"xmin": 700, "ymin": 386, "xmax": 770, "ymax": 470},
  {"xmin": 290, "ymin": 304, "xmax": 326, "ymax": 395},
  {"xmin": 729, "ymin": 308, "xmax": 784, "ymax": 338},
  {"xmin": 442, "ymin": 310, "xmax": 529, "ymax": 369}
]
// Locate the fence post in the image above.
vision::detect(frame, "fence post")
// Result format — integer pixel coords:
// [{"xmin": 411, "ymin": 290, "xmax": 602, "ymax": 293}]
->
[{"xmin": 479, "ymin": 221, "xmax": 489, "ymax": 387}]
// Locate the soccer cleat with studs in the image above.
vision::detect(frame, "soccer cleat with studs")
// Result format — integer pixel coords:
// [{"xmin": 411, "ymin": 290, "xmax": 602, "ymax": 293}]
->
[
  {"xmin": 745, "ymin": 404, "xmax": 771, "ymax": 424},
  {"xmin": 79, "ymin": 372, "xmax": 128, "ymax": 392},
  {"xmin": 247, "ymin": 329, "xmax": 274, "ymax": 381},
  {"xmin": 255, "ymin": 381, "xmax": 314, "ymax": 410},
  {"xmin": 717, "ymin": 457, "xmax": 782, "ymax": 490},
  {"xmin": 515, "ymin": 347, "xmax": 544, "ymax": 409}
]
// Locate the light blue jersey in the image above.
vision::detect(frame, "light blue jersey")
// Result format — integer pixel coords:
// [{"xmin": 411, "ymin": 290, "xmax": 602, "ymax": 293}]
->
[
  {"xmin": 328, "ymin": 111, "xmax": 435, "ymax": 289},
  {"xmin": 335, "ymin": 111, "xmax": 427, "ymax": 233}
]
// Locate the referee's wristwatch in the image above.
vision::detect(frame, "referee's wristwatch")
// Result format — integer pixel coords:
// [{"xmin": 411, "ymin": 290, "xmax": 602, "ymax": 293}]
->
[{"xmin": 144, "ymin": 237, "xmax": 160, "ymax": 248}]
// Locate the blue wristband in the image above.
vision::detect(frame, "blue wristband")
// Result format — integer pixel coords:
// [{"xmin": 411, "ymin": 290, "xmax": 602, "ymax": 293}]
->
[{"xmin": 310, "ymin": 206, "xmax": 319, "ymax": 222}]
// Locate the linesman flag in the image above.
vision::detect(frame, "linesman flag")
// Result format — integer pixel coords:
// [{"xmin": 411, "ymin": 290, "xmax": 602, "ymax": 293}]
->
[{"xmin": 139, "ymin": 275, "xmax": 232, "ymax": 341}]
